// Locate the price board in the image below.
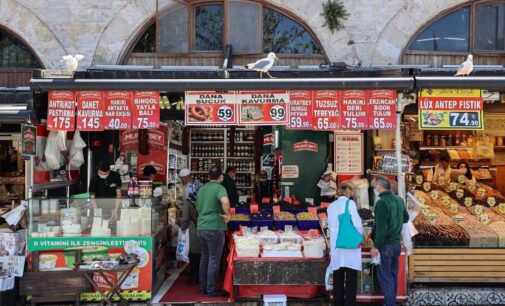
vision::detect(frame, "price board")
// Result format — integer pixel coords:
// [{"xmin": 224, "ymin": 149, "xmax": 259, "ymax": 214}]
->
[
  {"xmin": 368, "ymin": 90, "xmax": 396, "ymax": 130},
  {"xmin": 340, "ymin": 90, "xmax": 368, "ymax": 129},
  {"xmin": 334, "ymin": 133, "xmax": 363, "ymax": 175},
  {"xmin": 132, "ymin": 91, "xmax": 160, "ymax": 129},
  {"xmin": 47, "ymin": 91, "xmax": 76, "ymax": 131},
  {"xmin": 184, "ymin": 91, "xmax": 237, "ymax": 125},
  {"xmin": 103, "ymin": 91, "xmax": 132, "ymax": 130},
  {"xmin": 418, "ymin": 89, "xmax": 483, "ymax": 130},
  {"xmin": 287, "ymin": 90, "xmax": 313, "ymax": 130},
  {"xmin": 76, "ymin": 91, "xmax": 104, "ymax": 131},
  {"xmin": 312, "ymin": 90, "xmax": 340, "ymax": 130},
  {"xmin": 238, "ymin": 91, "xmax": 289, "ymax": 125}
]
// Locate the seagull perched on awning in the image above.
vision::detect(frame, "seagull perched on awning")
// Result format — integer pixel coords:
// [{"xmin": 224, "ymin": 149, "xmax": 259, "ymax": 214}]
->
[
  {"xmin": 244, "ymin": 52, "xmax": 279, "ymax": 78},
  {"xmin": 455, "ymin": 54, "xmax": 473, "ymax": 76},
  {"xmin": 62, "ymin": 54, "xmax": 85, "ymax": 74}
]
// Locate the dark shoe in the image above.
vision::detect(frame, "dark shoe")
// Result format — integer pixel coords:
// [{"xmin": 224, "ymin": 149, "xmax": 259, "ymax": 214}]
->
[{"xmin": 207, "ymin": 290, "xmax": 228, "ymax": 297}]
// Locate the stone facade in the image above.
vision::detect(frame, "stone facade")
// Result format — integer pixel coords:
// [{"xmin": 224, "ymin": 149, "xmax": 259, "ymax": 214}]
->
[{"xmin": 0, "ymin": 0, "xmax": 471, "ymax": 69}]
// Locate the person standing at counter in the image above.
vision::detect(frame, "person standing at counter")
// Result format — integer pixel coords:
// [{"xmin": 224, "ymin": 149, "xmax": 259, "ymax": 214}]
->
[
  {"xmin": 327, "ymin": 182, "xmax": 363, "ymax": 306},
  {"xmin": 89, "ymin": 160, "xmax": 122, "ymax": 220},
  {"xmin": 142, "ymin": 165, "xmax": 157, "ymax": 180},
  {"xmin": 428, "ymin": 156, "xmax": 451, "ymax": 183},
  {"xmin": 222, "ymin": 166, "xmax": 239, "ymax": 205},
  {"xmin": 196, "ymin": 166, "xmax": 230, "ymax": 296},
  {"xmin": 457, "ymin": 161, "xmax": 476, "ymax": 184},
  {"xmin": 254, "ymin": 170, "xmax": 272, "ymax": 202},
  {"xmin": 318, "ymin": 169, "xmax": 337, "ymax": 202}
]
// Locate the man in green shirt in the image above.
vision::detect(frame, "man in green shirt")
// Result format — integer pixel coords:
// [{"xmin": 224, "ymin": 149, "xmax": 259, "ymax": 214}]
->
[
  {"xmin": 371, "ymin": 176, "xmax": 409, "ymax": 306},
  {"xmin": 196, "ymin": 166, "xmax": 230, "ymax": 296}
]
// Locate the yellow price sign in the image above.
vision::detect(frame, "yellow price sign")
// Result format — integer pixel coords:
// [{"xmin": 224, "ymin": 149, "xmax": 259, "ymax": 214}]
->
[
  {"xmin": 430, "ymin": 191, "xmax": 439, "ymax": 200},
  {"xmin": 477, "ymin": 188, "xmax": 486, "ymax": 198},
  {"xmin": 454, "ymin": 214, "xmax": 465, "ymax": 225},
  {"xmin": 464, "ymin": 197, "xmax": 473, "ymax": 207},
  {"xmin": 449, "ymin": 182, "xmax": 458, "ymax": 191},
  {"xmin": 480, "ymin": 214, "xmax": 490, "ymax": 225},
  {"xmin": 442, "ymin": 196, "xmax": 451, "ymax": 206},
  {"xmin": 456, "ymin": 189, "xmax": 465, "ymax": 199},
  {"xmin": 468, "ymin": 183, "xmax": 477, "ymax": 192},
  {"xmin": 415, "ymin": 175, "xmax": 423, "ymax": 185},
  {"xmin": 423, "ymin": 182, "xmax": 431, "ymax": 192},
  {"xmin": 488, "ymin": 197, "xmax": 497, "ymax": 207},
  {"xmin": 419, "ymin": 89, "xmax": 482, "ymax": 98},
  {"xmin": 450, "ymin": 203, "xmax": 459, "ymax": 213},
  {"xmin": 458, "ymin": 175, "xmax": 466, "ymax": 184},
  {"xmin": 499, "ymin": 203, "xmax": 505, "ymax": 214},
  {"xmin": 474, "ymin": 204, "xmax": 484, "ymax": 215}
]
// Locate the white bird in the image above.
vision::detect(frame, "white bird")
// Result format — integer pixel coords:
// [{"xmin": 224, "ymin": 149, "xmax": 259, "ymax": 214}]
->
[
  {"xmin": 244, "ymin": 52, "xmax": 279, "ymax": 78},
  {"xmin": 455, "ymin": 54, "xmax": 473, "ymax": 76},
  {"xmin": 61, "ymin": 54, "xmax": 85, "ymax": 74}
]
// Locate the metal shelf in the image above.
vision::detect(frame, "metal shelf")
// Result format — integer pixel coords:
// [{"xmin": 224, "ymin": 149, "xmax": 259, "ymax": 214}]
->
[
  {"xmin": 33, "ymin": 180, "xmax": 80, "ymax": 193},
  {"xmin": 191, "ymin": 156, "xmax": 224, "ymax": 159},
  {"xmin": 191, "ymin": 141, "xmax": 225, "ymax": 144},
  {"xmin": 227, "ymin": 156, "xmax": 254, "ymax": 159}
]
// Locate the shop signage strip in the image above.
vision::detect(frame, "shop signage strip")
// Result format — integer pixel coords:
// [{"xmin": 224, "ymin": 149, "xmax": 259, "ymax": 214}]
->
[
  {"xmin": 76, "ymin": 91, "xmax": 104, "ymax": 131},
  {"xmin": 103, "ymin": 91, "xmax": 133, "ymax": 130},
  {"xmin": 312, "ymin": 90, "xmax": 341, "ymax": 130},
  {"xmin": 340, "ymin": 90, "xmax": 369, "ymax": 129},
  {"xmin": 334, "ymin": 133, "xmax": 364, "ymax": 175},
  {"xmin": 238, "ymin": 90, "xmax": 290, "ymax": 125},
  {"xmin": 368, "ymin": 90, "xmax": 396, "ymax": 130},
  {"xmin": 184, "ymin": 91, "xmax": 237, "ymax": 125},
  {"xmin": 47, "ymin": 91, "xmax": 76, "ymax": 131},
  {"xmin": 286, "ymin": 90, "xmax": 313, "ymax": 130},
  {"xmin": 131, "ymin": 91, "xmax": 160, "ymax": 129}
]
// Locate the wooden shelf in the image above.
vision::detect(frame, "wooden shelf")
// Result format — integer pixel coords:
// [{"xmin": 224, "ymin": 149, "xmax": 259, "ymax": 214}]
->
[
  {"xmin": 191, "ymin": 156, "xmax": 224, "ymax": 159},
  {"xmin": 191, "ymin": 141, "xmax": 224, "ymax": 144},
  {"xmin": 420, "ymin": 146, "xmax": 472, "ymax": 150},
  {"xmin": 227, "ymin": 156, "xmax": 254, "ymax": 159}
]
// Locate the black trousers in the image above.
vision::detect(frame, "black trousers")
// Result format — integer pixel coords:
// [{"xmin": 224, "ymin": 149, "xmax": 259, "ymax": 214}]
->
[
  {"xmin": 188, "ymin": 252, "xmax": 201, "ymax": 283},
  {"xmin": 333, "ymin": 267, "xmax": 358, "ymax": 306}
]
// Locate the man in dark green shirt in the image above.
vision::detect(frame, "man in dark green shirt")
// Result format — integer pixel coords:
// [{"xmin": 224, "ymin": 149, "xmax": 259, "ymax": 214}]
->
[
  {"xmin": 222, "ymin": 167, "xmax": 239, "ymax": 205},
  {"xmin": 196, "ymin": 166, "xmax": 230, "ymax": 296},
  {"xmin": 371, "ymin": 176, "xmax": 409, "ymax": 306}
]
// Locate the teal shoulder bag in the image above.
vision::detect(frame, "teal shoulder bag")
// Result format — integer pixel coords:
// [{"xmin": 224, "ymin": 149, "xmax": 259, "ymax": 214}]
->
[{"xmin": 335, "ymin": 199, "xmax": 363, "ymax": 249}]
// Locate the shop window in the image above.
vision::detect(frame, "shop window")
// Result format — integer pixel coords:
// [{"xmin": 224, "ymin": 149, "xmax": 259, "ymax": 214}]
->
[
  {"xmin": 194, "ymin": 4, "xmax": 224, "ymax": 51},
  {"xmin": 408, "ymin": 6, "xmax": 470, "ymax": 52},
  {"xmin": 159, "ymin": 4, "xmax": 189, "ymax": 53},
  {"xmin": 133, "ymin": 23, "xmax": 156, "ymax": 53},
  {"xmin": 0, "ymin": 29, "xmax": 41, "ymax": 68},
  {"xmin": 263, "ymin": 8, "xmax": 322, "ymax": 55},
  {"xmin": 475, "ymin": 3, "xmax": 505, "ymax": 51},
  {"xmin": 228, "ymin": 1, "xmax": 261, "ymax": 53}
]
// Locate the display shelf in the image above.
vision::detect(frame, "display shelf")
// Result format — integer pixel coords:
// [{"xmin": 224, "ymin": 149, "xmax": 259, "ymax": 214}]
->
[
  {"xmin": 235, "ymin": 141, "xmax": 254, "ymax": 144},
  {"xmin": 227, "ymin": 156, "xmax": 254, "ymax": 159},
  {"xmin": 191, "ymin": 156, "xmax": 224, "ymax": 159},
  {"xmin": 190, "ymin": 141, "xmax": 224, "ymax": 144},
  {"xmin": 374, "ymin": 148, "xmax": 396, "ymax": 152},
  {"xmin": 32, "ymin": 180, "xmax": 79, "ymax": 193},
  {"xmin": 419, "ymin": 146, "xmax": 472, "ymax": 150},
  {"xmin": 237, "ymin": 186, "xmax": 254, "ymax": 189},
  {"xmin": 421, "ymin": 160, "xmax": 490, "ymax": 166}
]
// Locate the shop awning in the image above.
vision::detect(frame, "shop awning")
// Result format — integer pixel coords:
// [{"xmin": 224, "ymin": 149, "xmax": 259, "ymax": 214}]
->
[{"xmin": 0, "ymin": 87, "xmax": 32, "ymax": 123}]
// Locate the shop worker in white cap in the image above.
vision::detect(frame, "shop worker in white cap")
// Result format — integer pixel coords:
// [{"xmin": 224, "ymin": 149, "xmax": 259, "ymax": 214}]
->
[
  {"xmin": 317, "ymin": 163, "xmax": 337, "ymax": 203},
  {"xmin": 179, "ymin": 168, "xmax": 202, "ymax": 203}
]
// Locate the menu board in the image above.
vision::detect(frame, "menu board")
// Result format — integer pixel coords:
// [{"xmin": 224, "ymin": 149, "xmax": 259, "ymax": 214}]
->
[
  {"xmin": 103, "ymin": 91, "xmax": 132, "ymax": 130},
  {"xmin": 340, "ymin": 90, "xmax": 368, "ymax": 129},
  {"xmin": 184, "ymin": 91, "xmax": 237, "ymax": 125},
  {"xmin": 368, "ymin": 90, "xmax": 396, "ymax": 129},
  {"xmin": 76, "ymin": 91, "xmax": 104, "ymax": 131},
  {"xmin": 132, "ymin": 91, "xmax": 160, "ymax": 129},
  {"xmin": 313, "ymin": 90, "xmax": 340, "ymax": 130},
  {"xmin": 238, "ymin": 91, "xmax": 289, "ymax": 125},
  {"xmin": 47, "ymin": 91, "xmax": 76, "ymax": 131},
  {"xmin": 287, "ymin": 90, "xmax": 313, "ymax": 130},
  {"xmin": 334, "ymin": 133, "xmax": 363, "ymax": 175}
]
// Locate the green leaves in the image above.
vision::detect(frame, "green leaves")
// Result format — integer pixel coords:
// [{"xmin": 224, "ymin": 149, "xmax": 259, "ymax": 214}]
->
[{"xmin": 321, "ymin": 0, "xmax": 349, "ymax": 34}]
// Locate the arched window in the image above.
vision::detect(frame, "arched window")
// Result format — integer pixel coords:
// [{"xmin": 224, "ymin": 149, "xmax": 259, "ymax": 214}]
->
[
  {"xmin": 0, "ymin": 28, "xmax": 41, "ymax": 68},
  {"xmin": 131, "ymin": 1, "xmax": 322, "ymax": 55},
  {"xmin": 407, "ymin": 1, "xmax": 505, "ymax": 54}
]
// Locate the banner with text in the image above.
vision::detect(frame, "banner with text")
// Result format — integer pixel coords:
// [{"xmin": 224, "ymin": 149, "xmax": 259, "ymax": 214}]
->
[
  {"xmin": 340, "ymin": 90, "xmax": 368, "ymax": 129},
  {"xmin": 418, "ymin": 89, "xmax": 483, "ymax": 130},
  {"xmin": 368, "ymin": 90, "xmax": 396, "ymax": 129},
  {"xmin": 312, "ymin": 90, "xmax": 340, "ymax": 130},
  {"xmin": 238, "ymin": 91, "xmax": 289, "ymax": 125},
  {"xmin": 185, "ymin": 91, "xmax": 237, "ymax": 125},
  {"xmin": 287, "ymin": 90, "xmax": 313, "ymax": 130},
  {"xmin": 77, "ymin": 91, "xmax": 104, "ymax": 131},
  {"xmin": 104, "ymin": 91, "xmax": 132, "ymax": 130},
  {"xmin": 132, "ymin": 91, "xmax": 160, "ymax": 129},
  {"xmin": 47, "ymin": 91, "xmax": 76, "ymax": 131}
]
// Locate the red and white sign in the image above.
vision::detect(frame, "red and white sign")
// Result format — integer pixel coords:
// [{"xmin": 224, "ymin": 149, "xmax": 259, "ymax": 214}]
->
[
  {"xmin": 119, "ymin": 125, "xmax": 169, "ymax": 152},
  {"xmin": 185, "ymin": 91, "xmax": 237, "ymax": 125},
  {"xmin": 238, "ymin": 91, "xmax": 289, "ymax": 125},
  {"xmin": 340, "ymin": 90, "xmax": 368, "ymax": 129},
  {"xmin": 312, "ymin": 90, "xmax": 340, "ymax": 130},
  {"xmin": 132, "ymin": 91, "xmax": 160, "ymax": 129},
  {"xmin": 263, "ymin": 133, "xmax": 274, "ymax": 146},
  {"xmin": 292, "ymin": 140, "xmax": 319, "ymax": 152},
  {"xmin": 137, "ymin": 151, "xmax": 167, "ymax": 182},
  {"xmin": 334, "ymin": 133, "xmax": 363, "ymax": 175},
  {"xmin": 368, "ymin": 90, "xmax": 396, "ymax": 130},
  {"xmin": 76, "ymin": 91, "xmax": 104, "ymax": 131},
  {"xmin": 103, "ymin": 91, "xmax": 132, "ymax": 130},
  {"xmin": 287, "ymin": 90, "xmax": 313, "ymax": 130},
  {"xmin": 47, "ymin": 91, "xmax": 76, "ymax": 131}
]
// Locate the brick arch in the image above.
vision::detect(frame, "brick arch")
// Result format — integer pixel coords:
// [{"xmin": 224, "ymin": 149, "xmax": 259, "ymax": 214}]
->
[{"xmin": 0, "ymin": 0, "xmax": 67, "ymax": 69}]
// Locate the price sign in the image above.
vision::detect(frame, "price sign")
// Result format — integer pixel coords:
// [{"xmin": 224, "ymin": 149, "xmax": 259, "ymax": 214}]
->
[
  {"xmin": 368, "ymin": 90, "xmax": 396, "ymax": 130},
  {"xmin": 334, "ymin": 133, "xmax": 363, "ymax": 175},
  {"xmin": 47, "ymin": 91, "xmax": 76, "ymax": 131},
  {"xmin": 132, "ymin": 91, "xmax": 160, "ymax": 129},
  {"xmin": 238, "ymin": 91, "xmax": 289, "ymax": 125},
  {"xmin": 272, "ymin": 206, "xmax": 281, "ymax": 214},
  {"xmin": 76, "ymin": 91, "xmax": 104, "ymax": 131},
  {"xmin": 312, "ymin": 90, "xmax": 340, "ymax": 130},
  {"xmin": 185, "ymin": 91, "xmax": 237, "ymax": 125},
  {"xmin": 287, "ymin": 90, "xmax": 313, "ymax": 130},
  {"xmin": 340, "ymin": 90, "xmax": 368, "ymax": 129},
  {"xmin": 103, "ymin": 91, "xmax": 132, "ymax": 130}
]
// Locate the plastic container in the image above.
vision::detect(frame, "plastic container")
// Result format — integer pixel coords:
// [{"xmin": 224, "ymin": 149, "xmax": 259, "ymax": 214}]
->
[
  {"xmin": 297, "ymin": 220, "xmax": 320, "ymax": 230},
  {"xmin": 263, "ymin": 294, "xmax": 287, "ymax": 306}
]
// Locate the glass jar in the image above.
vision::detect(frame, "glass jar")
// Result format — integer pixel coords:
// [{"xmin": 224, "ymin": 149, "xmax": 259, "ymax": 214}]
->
[
  {"xmin": 433, "ymin": 135, "xmax": 439, "ymax": 146},
  {"xmin": 425, "ymin": 135, "xmax": 432, "ymax": 147},
  {"xmin": 440, "ymin": 136, "xmax": 447, "ymax": 146},
  {"xmin": 455, "ymin": 134, "xmax": 461, "ymax": 146},
  {"xmin": 447, "ymin": 135, "xmax": 454, "ymax": 146}
]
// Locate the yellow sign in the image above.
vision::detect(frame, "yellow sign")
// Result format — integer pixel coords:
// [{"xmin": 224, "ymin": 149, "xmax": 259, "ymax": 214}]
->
[
  {"xmin": 500, "ymin": 203, "xmax": 505, "ymax": 214},
  {"xmin": 422, "ymin": 206, "xmax": 430, "ymax": 215},
  {"xmin": 477, "ymin": 188, "xmax": 486, "ymax": 198},
  {"xmin": 449, "ymin": 182, "xmax": 458, "ymax": 191},
  {"xmin": 430, "ymin": 190, "xmax": 439, "ymax": 200},
  {"xmin": 419, "ymin": 89, "xmax": 482, "ymax": 98},
  {"xmin": 442, "ymin": 196, "xmax": 451, "ymax": 206},
  {"xmin": 480, "ymin": 214, "xmax": 490, "ymax": 224},
  {"xmin": 423, "ymin": 182, "xmax": 431, "ymax": 192},
  {"xmin": 488, "ymin": 197, "xmax": 497, "ymax": 207},
  {"xmin": 450, "ymin": 203, "xmax": 459, "ymax": 213},
  {"xmin": 427, "ymin": 213, "xmax": 438, "ymax": 223},
  {"xmin": 468, "ymin": 183, "xmax": 477, "ymax": 192},
  {"xmin": 458, "ymin": 175, "xmax": 466, "ymax": 184},
  {"xmin": 474, "ymin": 204, "xmax": 484, "ymax": 215},
  {"xmin": 419, "ymin": 110, "xmax": 483, "ymax": 130},
  {"xmin": 456, "ymin": 189, "xmax": 464, "ymax": 199},
  {"xmin": 464, "ymin": 197, "xmax": 473, "ymax": 207},
  {"xmin": 415, "ymin": 175, "xmax": 423, "ymax": 185},
  {"xmin": 454, "ymin": 214, "xmax": 465, "ymax": 225}
]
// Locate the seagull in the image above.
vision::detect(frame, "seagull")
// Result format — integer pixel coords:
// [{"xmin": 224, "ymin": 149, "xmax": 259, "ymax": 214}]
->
[
  {"xmin": 455, "ymin": 54, "xmax": 473, "ymax": 76},
  {"xmin": 61, "ymin": 54, "xmax": 85, "ymax": 73},
  {"xmin": 244, "ymin": 52, "xmax": 279, "ymax": 78}
]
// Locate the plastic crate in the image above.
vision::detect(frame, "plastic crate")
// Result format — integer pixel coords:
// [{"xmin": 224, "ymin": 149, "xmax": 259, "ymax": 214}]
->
[
  {"xmin": 297, "ymin": 220, "xmax": 320, "ymax": 230},
  {"xmin": 263, "ymin": 294, "xmax": 287, "ymax": 306},
  {"xmin": 274, "ymin": 220, "xmax": 297, "ymax": 230},
  {"xmin": 228, "ymin": 220, "xmax": 250, "ymax": 231}
]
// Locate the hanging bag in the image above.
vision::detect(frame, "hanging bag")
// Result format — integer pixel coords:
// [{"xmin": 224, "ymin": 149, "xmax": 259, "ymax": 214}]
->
[{"xmin": 335, "ymin": 199, "xmax": 363, "ymax": 249}]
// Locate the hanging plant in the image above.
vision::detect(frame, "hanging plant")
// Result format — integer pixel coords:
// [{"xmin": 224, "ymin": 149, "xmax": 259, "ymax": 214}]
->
[{"xmin": 321, "ymin": 0, "xmax": 349, "ymax": 34}]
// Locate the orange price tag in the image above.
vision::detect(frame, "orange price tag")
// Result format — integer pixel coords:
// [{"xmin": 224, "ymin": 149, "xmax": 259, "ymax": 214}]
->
[
  {"xmin": 308, "ymin": 229, "xmax": 320, "ymax": 238},
  {"xmin": 230, "ymin": 208, "xmax": 236, "ymax": 215},
  {"xmin": 318, "ymin": 213, "xmax": 327, "ymax": 220},
  {"xmin": 273, "ymin": 206, "xmax": 281, "ymax": 214},
  {"xmin": 308, "ymin": 207, "xmax": 318, "ymax": 215},
  {"xmin": 250, "ymin": 204, "xmax": 259, "ymax": 214},
  {"xmin": 320, "ymin": 202, "xmax": 330, "ymax": 208}
]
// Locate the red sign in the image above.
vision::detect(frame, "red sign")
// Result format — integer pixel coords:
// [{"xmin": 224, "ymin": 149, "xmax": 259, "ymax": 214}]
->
[
  {"xmin": 368, "ymin": 90, "xmax": 396, "ymax": 130},
  {"xmin": 47, "ymin": 91, "xmax": 76, "ymax": 131},
  {"xmin": 340, "ymin": 90, "xmax": 368, "ymax": 129},
  {"xmin": 76, "ymin": 91, "xmax": 104, "ymax": 131},
  {"xmin": 238, "ymin": 91, "xmax": 289, "ymax": 125},
  {"xmin": 104, "ymin": 91, "xmax": 132, "ymax": 130},
  {"xmin": 119, "ymin": 125, "xmax": 169, "ymax": 152},
  {"xmin": 287, "ymin": 90, "xmax": 313, "ymax": 130},
  {"xmin": 292, "ymin": 140, "xmax": 319, "ymax": 152},
  {"xmin": 137, "ymin": 151, "xmax": 167, "ymax": 182},
  {"xmin": 132, "ymin": 91, "xmax": 160, "ymax": 129},
  {"xmin": 263, "ymin": 133, "xmax": 273, "ymax": 146},
  {"xmin": 313, "ymin": 90, "xmax": 340, "ymax": 130},
  {"xmin": 185, "ymin": 91, "xmax": 237, "ymax": 125}
]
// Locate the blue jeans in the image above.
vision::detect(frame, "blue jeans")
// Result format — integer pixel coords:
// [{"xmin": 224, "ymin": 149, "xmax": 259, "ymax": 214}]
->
[
  {"xmin": 197, "ymin": 230, "xmax": 225, "ymax": 293},
  {"xmin": 376, "ymin": 244, "xmax": 401, "ymax": 306}
]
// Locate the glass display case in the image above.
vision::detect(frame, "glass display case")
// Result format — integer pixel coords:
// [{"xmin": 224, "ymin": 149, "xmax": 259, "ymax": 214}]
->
[{"xmin": 28, "ymin": 197, "xmax": 167, "ymax": 238}]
